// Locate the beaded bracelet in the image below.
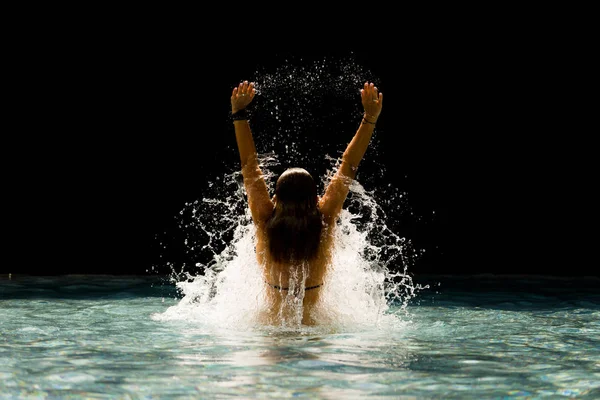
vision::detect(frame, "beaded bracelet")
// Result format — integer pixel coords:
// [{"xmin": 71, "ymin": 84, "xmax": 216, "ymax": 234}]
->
[{"xmin": 362, "ymin": 117, "xmax": 376, "ymax": 125}]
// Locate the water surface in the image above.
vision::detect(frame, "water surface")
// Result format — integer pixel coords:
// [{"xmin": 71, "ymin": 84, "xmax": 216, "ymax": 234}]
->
[{"xmin": 1, "ymin": 274, "xmax": 598, "ymax": 399}]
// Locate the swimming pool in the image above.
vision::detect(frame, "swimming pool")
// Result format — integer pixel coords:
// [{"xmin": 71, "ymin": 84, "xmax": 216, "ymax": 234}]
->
[{"xmin": 1, "ymin": 274, "xmax": 598, "ymax": 398}]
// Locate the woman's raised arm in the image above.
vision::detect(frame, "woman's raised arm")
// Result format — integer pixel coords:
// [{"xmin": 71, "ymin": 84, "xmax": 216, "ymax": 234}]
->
[
  {"xmin": 231, "ymin": 81, "xmax": 274, "ymax": 227},
  {"xmin": 319, "ymin": 81, "xmax": 383, "ymax": 224}
]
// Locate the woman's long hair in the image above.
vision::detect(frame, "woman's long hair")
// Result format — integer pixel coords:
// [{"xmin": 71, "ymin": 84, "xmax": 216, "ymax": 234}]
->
[{"xmin": 265, "ymin": 168, "xmax": 323, "ymax": 263}]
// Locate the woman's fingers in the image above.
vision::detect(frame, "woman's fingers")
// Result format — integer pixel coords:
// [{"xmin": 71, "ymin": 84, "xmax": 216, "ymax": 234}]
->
[
  {"xmin": 235, "ymin": 81, "xmax": 254, "ymax": 98},
  {"xmin": 362, "ymin": 81, "xmax": 382, "ymax": 105}
]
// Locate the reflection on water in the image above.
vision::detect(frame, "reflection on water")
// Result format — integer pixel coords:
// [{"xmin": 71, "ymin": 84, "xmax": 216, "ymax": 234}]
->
[{"xmin": 172, "ymin": 323, "xmax": 415, "ymax": 371}]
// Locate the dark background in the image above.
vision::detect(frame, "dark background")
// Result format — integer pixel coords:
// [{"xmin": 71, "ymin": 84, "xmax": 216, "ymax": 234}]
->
[{"xmin": 8, "ymin": 38, "xmax": 593, "ymax": 278}]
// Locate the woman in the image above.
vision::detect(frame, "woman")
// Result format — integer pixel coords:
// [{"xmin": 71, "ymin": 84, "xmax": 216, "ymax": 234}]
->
[{"xmin": 231, "ymin": 80, "xmax": 383, "ymax": 325}]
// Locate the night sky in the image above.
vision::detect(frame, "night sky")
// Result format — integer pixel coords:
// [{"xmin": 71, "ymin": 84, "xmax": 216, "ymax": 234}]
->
[{"xmin": 8, "ymin": 40, "xmax": 592, "ymax": 278}]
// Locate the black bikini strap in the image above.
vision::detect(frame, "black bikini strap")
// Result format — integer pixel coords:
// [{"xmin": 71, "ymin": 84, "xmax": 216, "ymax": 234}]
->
[{"xmin": 266, "ymin": 282, "xmax": 323, "ymax": 291}]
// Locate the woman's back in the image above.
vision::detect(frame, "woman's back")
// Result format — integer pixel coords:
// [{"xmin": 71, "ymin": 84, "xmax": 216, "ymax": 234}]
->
[{"xmin": 255, "ymin": 220, "xmax": 335, "ymax": 325}]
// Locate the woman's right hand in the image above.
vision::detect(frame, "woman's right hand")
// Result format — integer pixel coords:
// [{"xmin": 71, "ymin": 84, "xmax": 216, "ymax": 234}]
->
[
  {"xmin": 361, "ymin": 81, "xmax": 383, "ymax": 122},
  {"xmin": 231, "ymin": 80, "xmax": 256, "ymax": 114}
]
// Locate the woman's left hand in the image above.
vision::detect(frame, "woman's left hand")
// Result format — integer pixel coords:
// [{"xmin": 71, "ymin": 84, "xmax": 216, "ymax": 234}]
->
[{"xmin": 231, "ymin": 80, "xmax": 256, "ymax": 114}]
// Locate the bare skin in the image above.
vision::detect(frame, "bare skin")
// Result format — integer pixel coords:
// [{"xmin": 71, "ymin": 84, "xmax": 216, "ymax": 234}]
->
[{"xmin": 231, "ymin": 80, "xmax": 383, "ymax": 325}]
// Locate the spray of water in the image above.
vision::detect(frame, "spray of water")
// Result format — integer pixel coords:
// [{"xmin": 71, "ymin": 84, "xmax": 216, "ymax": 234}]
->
[{"xmin": 152, "ymin": 54, "xmax": 429, "ymax": 333}]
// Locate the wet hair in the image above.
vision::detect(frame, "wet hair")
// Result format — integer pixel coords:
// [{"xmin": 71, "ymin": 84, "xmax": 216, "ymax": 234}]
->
[{"xmin": 265, "ymin": 167, "xmax": 323, "ymax": 263}]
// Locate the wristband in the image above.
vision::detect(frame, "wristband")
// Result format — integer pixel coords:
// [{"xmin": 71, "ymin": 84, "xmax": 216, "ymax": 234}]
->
[{"xmin": 231, "ymin": 108, "xmax": 249, "ymax": 121}]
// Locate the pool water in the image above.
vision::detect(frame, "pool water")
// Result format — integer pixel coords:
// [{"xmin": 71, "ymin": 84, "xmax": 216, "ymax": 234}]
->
[{"xmin": 1, "ymin": 274, "xmax": 598, "ymax": 399}]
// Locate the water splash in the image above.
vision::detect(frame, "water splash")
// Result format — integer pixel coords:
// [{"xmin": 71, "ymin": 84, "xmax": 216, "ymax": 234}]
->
[{"xmin": 152, "ymin": 54, "xmax": 429, "ymax": 333}]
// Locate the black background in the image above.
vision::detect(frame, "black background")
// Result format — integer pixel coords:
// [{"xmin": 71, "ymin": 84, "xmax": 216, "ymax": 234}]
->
[{"xmin": 7, "ymin": 36, "xmax": 593, "ymax": 279}]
